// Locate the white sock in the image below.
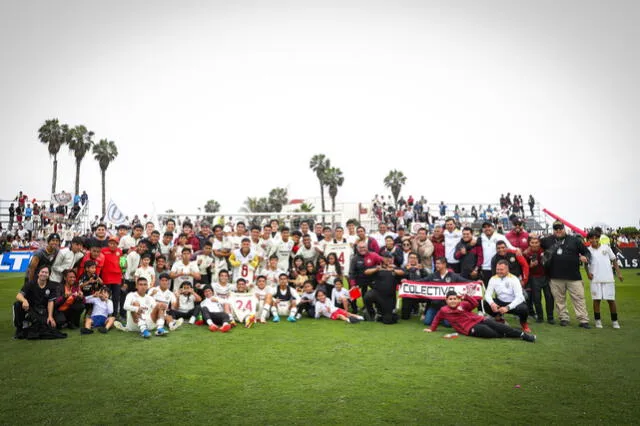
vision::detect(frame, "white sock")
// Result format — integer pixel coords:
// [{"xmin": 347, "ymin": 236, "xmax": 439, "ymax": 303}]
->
[
  {"xmin": 206, "ymin": 319, "xmax": 213, "ymax": 326},
  {"xmin": 138, "ymin": 320, "xmax": 147, "ymax": 332},
  {"xmin": 223, "ymin": 322, "xmax": 229, "ymax": 327},
  {"xmin": 157, "ymin": 318, "xmax": 165, "ymax": 329},
  {"xmin": 290, "ymin": 307, "xmax": 298, "ymax": 316},
  {"xmin": 271, "ymin": 306, "xmax": 278, "ymax": 317},
  {"xmin": 262, "ymin": 304, "xmax": 271, "ymax": 320}
]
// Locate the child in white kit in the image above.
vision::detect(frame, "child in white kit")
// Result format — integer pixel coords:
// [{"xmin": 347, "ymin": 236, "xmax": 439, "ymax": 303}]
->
[
  {"xmin": 314, "ymin": 290, "xmax": 363, "ymax": 324},
  {"xmin": 331, "ymin": 279, "xmax": 350, "ymax": 311}
]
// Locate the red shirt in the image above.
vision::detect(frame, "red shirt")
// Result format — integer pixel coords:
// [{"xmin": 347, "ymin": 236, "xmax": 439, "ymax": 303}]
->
[
  {"xmin": 431, "ymin": 237, "xmax": 445, "ymax": 259},
  {"xmin": 77, "ymin": 252, "xmax": 105, "ymax": 279},
  {"xmin": 506, "ymin": 230, "xmax": 530, "ymax": 252},
  {"xmin": 100, "ymin": 247, "xmax": 123, "ymax": 284},
  {"xmin": 431, "ymin": 295, "xmax": 484, "ymax": 336}
]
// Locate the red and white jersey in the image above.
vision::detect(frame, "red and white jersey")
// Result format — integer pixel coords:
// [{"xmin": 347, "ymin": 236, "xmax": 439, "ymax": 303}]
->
[
  {"xmin": 254, "ymin": 285, "xmax": 275, "ymax": 302},
  {"xmin": 263, "ymin": 268, "xmax": 285, "ymax": 289},
  {"xmin": 229, "ymin": 291, "xmax": 259, "ymax": 321},
  {"xmin": 324, "ymin": 242, "xmax": 352, "ymax": 272},
  {"xmin": 148, "ymin": 287, "xmax": 176, "ymax": 306},
  {"xmin": 213, "ymin": 282, "xmax": 232, "ymax": 302},
  {"xmin": 270, "ymin": 239, "xmax": 294, "ymax": 271},
  {"xmin": 230, "ymin": 249, "xmax": 259, "ymax": 284}
]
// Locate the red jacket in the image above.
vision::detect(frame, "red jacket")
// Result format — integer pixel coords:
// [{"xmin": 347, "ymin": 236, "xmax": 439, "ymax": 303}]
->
[
  {"xmin": 77, "ymin": 252, "xmax": 105, "ymax": 278},
  {"xmin": 506, "ymin": 230, "xmax": 529, "ymax": 252},
  {"xmin": 431, "ymin": 237, "xmax": 445, "ymax": 259},
  {"xmin": 431, "ymin": 295, "xmax": 484, "ymax": 336},
  {"xmin": 101, "ymin": 247, "xmax": 123, "ymax": 284}
]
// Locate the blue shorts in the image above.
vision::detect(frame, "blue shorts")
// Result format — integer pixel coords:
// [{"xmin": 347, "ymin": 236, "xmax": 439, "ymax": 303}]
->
[{"xmin": 91, "ymin": 315, "xmax": 107, "ymax": 327}]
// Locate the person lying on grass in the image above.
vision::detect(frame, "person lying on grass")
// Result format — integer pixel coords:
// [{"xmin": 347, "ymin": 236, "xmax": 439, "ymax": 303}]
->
[
  {"xmin": 314, "ymin": 290, "xmax": 364, "ymax": 324},
  {"xmin": 424, "ymin": 291, "xmax": 536, "ymax": 342}
]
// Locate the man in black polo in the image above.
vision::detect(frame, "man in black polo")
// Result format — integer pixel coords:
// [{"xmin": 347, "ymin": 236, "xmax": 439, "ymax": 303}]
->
[
  {"xmin": 14, "ymin": 266, "xmax": 66, "ymax": 339},
  {"xmin": 25, "ymin": 233, "xmax": 60, "ymax": 283},
  {"xmin": 541, "ymin": 221, "xmax": 591, "ymax": 328}
]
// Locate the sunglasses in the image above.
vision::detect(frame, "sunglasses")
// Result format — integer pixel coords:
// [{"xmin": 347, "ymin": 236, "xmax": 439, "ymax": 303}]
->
[{"xmin": 553, "ymin": 226, "xmax": 564, "ymax": 230}]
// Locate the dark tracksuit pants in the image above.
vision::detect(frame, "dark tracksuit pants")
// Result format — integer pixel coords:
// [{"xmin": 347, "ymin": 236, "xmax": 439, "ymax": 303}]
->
[
  {"xmin": 201, "ymin": 307, "xmax": 231, "ymax": 326},
  {"xmin": 529, "ymin": 276, "xmax": 554, "ymax": 320},
  {"xmin": 469, "ymin": 318, "xmax": 523, "ymax": 338},
  {"xmin": 483, "ymin": 298, "xmax": 529, "ymax": 324}
]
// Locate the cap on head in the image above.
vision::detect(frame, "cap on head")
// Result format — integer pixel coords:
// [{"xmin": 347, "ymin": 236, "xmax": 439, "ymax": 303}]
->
[{"xmin": 47, "ymin": 233, "xmax": 61, "ymax": 242}]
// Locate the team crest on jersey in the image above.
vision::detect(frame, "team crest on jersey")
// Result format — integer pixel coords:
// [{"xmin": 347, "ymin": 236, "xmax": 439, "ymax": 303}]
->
[
  {"xmin": 445, "ymin": 277, "xmax": 451, "ymax": 283},
  {"xmin": 45, "ymin": 289, "xmax": 50, "ymax": 296},
  {"xmin": 510, "ymin": 257, "xmax": 516, "ymax": 262},
  {"xmin": 602, "ymin": 250, "xmax": 608, "ymax": 255}
]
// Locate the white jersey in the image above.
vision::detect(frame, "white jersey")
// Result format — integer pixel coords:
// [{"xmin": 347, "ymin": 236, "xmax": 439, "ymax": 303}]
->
[
  {"xmin": 229, "ymin": 291, "xmax": 259, "ymax": 321},
  {"xmin": 148, "ymin": 287, "xmax": 176, "ymax": 306},
  {"xmin": 175, "ymin": 293, "xmax": 196, "ymax": 313},
  {"xmin": 331, "ymin": 287, "xmax": 350, "ymax": 305},
  {"xmin": 212, "ymin": 282, "xmax": 232, "ymax": 302},
  {"xmin": 135, "ymin": 266, "xmax": 155, "ymax": 284},
  {"xmin": 201, "ymin": 296, "xmax": 224, "ymax": 313},
  {"xmin": 254, "ymin": 285, "xmax": 275, "ymax": 302},
  {"xmin": 320, "ymin": 263, "xmax": 340, "ymax": 285},
  {"xmin": 171, "ymin": 261, "xmax": 199, "ymax": 287},
  {"xmin": 480, "ymin": 232, "xmax": 514, "ymax": 270},
  {"xmin": 324, "ymin": 242, "xmax": 352, "ymax": 272},
  {"xmin": 314, "ymin": 298, "xmax": 339, "ymax": 318},
  {"xmin": 195, "ymin": 254, "xmax": 214, "ymax": 276},
  {"xmin": 444, "ymin": 229, "xmax": 462, "ymax": 264},
  {"xmin": 296, "ymin": 244, "xmax": 318, "ymax": 264},
  {"xmin": 228, "ymin": 234, "xmax": 246, "ymax": 251},
  {"xmin": 119, "ymin": 235, "xmax": 140, "ymax": 252},
  {"xmin": 211, "ymin": 237, "xmax": 232, "ymax": 278},
  {"xmin": 123, "ymin": 291, "xmax": 156, "ymax": 323},
  {"xmin": 263, "ymin": 268, "xmax": 285, "ymax": 289},
  {"xmin": 588, "ymin": 245, "xmax": 616, "ymax": 283},
  {"xmin": 346, "ymin": 233, "xmax": 358, "ymax": 246},
  {"xmin": 270, "ymin": 239, "xmax": 294, "ymax": 271},
  {"xmin": 230, "ymin": 249, "xmax": 259, "ymax": 284}
]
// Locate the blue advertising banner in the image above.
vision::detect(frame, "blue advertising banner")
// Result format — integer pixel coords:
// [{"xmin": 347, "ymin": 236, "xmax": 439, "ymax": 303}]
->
[{"xmin": 0, "ymin": 252, "xmax": 33, "ymax": 273}]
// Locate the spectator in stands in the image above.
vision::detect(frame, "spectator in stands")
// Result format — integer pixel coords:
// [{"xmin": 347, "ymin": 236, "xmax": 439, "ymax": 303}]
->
[
  {"xmin": 506, "ymin": 218, "xmax": 530, "ymax": 251},
  {"xmin": 370, "ymin": 222, "xmax": 397, "ymax": 249},
  {"xmin": 523, "ymin": 235, "xmax": 554, "ymax": 324},
  {"xmin": 439, "ymin": 201, "xmax": 446, "ymax": 217},
  {"xmin": 8, "ymin": 203, "xmax": 15, "ymax": 229},
  {"xmin": 541, "ymin": 221, "xmax": 591, "ymax": 328},
  {"xmin": 80, "ymin": 190, "xmax": 88, "ymax": 206},
  {"xmin": 454, "ymin": 227, "xmax": 483, "ymax": 280}
]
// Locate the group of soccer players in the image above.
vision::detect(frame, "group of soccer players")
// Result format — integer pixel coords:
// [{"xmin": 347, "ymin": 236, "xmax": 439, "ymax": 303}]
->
[{"xmin": 14, "ymin": 216, "xmax": 623, "ymax": 342}]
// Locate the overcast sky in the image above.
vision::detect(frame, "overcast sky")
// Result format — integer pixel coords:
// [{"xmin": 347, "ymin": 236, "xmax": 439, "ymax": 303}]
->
[{"xmin": 1, "ymin": 0, "xmax": 638, "ymax": 228}]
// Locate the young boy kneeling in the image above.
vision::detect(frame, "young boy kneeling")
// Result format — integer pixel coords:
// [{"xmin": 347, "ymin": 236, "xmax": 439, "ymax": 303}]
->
[{"xmin": 424, "ymin": 291, "xmax": 536, "ymax": 342}]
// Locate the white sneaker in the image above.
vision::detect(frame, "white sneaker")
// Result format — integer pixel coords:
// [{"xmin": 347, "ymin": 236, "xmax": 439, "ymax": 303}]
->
[
  {"xmin": 595, "ymin": 320, "xmax": 603, "ymax": 329},
  {"xmin": 169, "ymin": 318, "xmax": 184, "ymax": 331},
  {"xmin": 114, "ymin": 321, "xmax": 127, "ymax": 332},
  {"xmin": 188, "ymin": 316, "xmax": 196, "ymax": 324},
  {"xmin": 612, "ymin": 321, "xmax": 620, "ymax": 329}
]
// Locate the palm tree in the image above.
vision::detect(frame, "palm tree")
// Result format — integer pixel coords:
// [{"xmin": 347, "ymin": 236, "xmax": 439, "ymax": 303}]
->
[
  {"xmin": 241, "ymin": 197, "xmax": 271, "ymax": 213},
  {"xmin": 309, "ymin": 154, "xmax": 330, "ymax": 223},
  {"xmin": 268, "ymin": 187, "xmax": 288, "ymax": 212},
  {"xmin": 383, "ymin": 169, "xmax": 407, "ymax": 207},
  {"xmin": 204, "ymin": 199, "xmax": 221, "ymax": 213},
  {"xmin": 67, "ymin": 125, "xmax": 95, "ymax": 196},
  {"xmin": 324, "ymin": 167, "xmax": 344, "ymax": 214},
  {"xmin": 92, "ymin": 139, "xmax": 118, "ymax": 216},
  {"xmin": 38, "ymin": 119, "xmax": 68, "ymax": 195}
]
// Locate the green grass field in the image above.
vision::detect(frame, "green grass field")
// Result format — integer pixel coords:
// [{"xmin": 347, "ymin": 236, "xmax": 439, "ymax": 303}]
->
[{"xmin": 1, "ymin": 271, "xmax": 640, "ymax": 425}]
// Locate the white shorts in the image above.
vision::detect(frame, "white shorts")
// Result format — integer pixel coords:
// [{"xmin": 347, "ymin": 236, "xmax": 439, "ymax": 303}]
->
[
  {"xmin": 591, "ymin": 282, "xmax": 615, "ymax": 301},
  {"xmin": 277, "ymin": 301, "xmax": 291, "ymax": 316},
  {"xmin": 126, "ymin": 314, "xmax": 156, "ymax": 332}
]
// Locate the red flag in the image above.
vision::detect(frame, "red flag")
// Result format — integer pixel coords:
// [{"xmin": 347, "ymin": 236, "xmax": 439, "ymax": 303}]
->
[{"xmin": 349, "ymin": 286, "xmax": 362, "ymax": 300}]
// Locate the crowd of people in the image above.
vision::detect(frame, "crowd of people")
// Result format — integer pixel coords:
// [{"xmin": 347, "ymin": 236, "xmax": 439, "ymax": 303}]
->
[
  {"xmin": 12, "ymin": 210, "xmax": 625, "ymax": 342},
  {"xmin": 370, "ymin": 193, "xmax": 538, "ymax": 233}
]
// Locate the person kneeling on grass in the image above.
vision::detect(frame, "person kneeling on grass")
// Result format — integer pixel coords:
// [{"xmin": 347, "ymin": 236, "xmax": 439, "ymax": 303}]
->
[
  {"xmin": 81, "ymin": 286, "xmax": 115, "ymax": 334},
  {"xmin": 314, "ymin": 290, "xmax": 364, "ymax": 324},
  {"xmin": 424, "ymin": 291, "xmax": 536, "ymax": 342},
  {"xmin": 200, "ymin": 285, "xmax": 233, "ymax": 333},
  {"xmin": 114, "ymin": 277, "xmax": 172, "ymax": 338},
  {"xmin": 484, "ymin": 260, "xmax": 532, "ymax": 333}
]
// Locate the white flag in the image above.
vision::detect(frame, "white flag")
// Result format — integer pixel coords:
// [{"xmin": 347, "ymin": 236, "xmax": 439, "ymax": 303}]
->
[{"xmin": 106, "ymin": 200, "xmax": 127, "ymax": 225}]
